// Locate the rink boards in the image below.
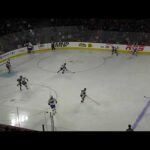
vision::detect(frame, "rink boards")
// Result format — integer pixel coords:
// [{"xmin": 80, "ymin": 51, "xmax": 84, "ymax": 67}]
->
[{"xmin": 0, "ymin": 42, "xmax": 150, "ymax": 65}]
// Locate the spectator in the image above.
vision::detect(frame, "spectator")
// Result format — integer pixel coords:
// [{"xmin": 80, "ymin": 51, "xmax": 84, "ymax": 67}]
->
[{"xmin": 126, "ymin": 124, "xmax": 134, "ymax": 131}]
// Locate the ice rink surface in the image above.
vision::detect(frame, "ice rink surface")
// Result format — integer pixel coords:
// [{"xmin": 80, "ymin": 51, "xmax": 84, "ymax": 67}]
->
[{"xmin": 0, "ymin": 49, "xmax": 150, "ymax": 131}]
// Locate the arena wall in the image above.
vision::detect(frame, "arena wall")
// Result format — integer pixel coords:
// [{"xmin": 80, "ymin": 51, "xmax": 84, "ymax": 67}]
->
[{"xmin": 0, "ymin": 42, "xmax": 149, "ymax": 64}]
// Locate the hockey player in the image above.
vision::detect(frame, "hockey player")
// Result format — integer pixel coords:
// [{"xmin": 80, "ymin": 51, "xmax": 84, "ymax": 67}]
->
[
  {"xmin": 112, "ymin": 46, "xmax": 118, "ymax": 56},
  {"xmin": 17, "ymin": 75, "xmax": 23, "ymax": 91},
  {"xmin": 27, "ymin": 42, "xmax": 34, "ymax": 54},
  {"xmin": 57, "ymin": 63, "xmax": 68, "ymax": 74},
  {"xmin": 126, "ymin": 124, "xmax": 134, "ymax": 131},
  {"xmin": 6, "ymin": 59, "xmax": 11, "ymax": 73},
  {"xmin": 17, "ymin": 75, "xmax": 29, "ymax": 91},
  {"xmin": 62, "ymin": 63, "xmax": 68, "ymax": 74},
  {"xmin": 22, "ymin": 77, "xmax": 29, "ymax": 90},
  {"xmin": 48, "ymin": 96, "xmax": 57, "ymax": 115},
  {"xmin": 80, "ymin": 88, "xmax": 87, "ymax": 103},
  {"xmin": 51, "ymin": 42, "xmax": 55, "ymax": 50},
  {"xmin": 132, "ymin": 46, "xmax": 138, "ymax": 56}
]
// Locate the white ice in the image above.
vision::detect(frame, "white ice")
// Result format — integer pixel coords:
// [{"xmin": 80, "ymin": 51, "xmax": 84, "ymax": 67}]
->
[{"xmin": 0, "ymin": 49, "xmax": 150, "ymax": 131}]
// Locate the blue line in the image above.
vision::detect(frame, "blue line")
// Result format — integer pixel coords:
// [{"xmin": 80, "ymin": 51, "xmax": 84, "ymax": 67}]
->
[{"xmin": 132, "ymin": 100, "xmax": 150, "ymax": 129}]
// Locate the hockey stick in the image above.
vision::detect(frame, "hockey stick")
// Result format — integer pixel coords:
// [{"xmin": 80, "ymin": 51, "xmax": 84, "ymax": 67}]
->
[
  {"xmin": 86, "ymin": 96, "xmax": 100, "ymax": 106},
  {"xmin": 56, "ymin": 70, "xmax": 75, "ymax": 74}
]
